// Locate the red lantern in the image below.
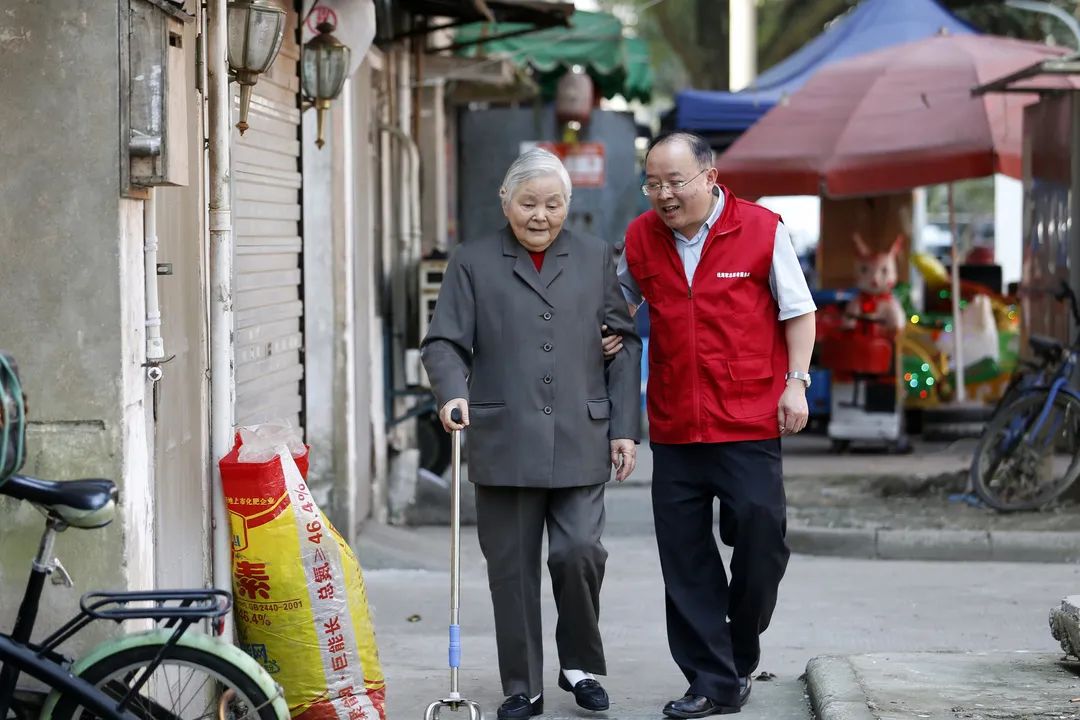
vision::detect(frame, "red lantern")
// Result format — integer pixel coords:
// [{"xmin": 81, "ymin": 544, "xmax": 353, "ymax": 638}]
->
[{"xmin": 555, "ymin": 68, "xmax": 594, "ymax": 126}]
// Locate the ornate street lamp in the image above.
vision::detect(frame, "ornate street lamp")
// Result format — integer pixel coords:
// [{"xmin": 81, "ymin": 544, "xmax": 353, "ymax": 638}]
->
[
  {"xmin": 227, "ymin": 0, "xmax": 287, "ymax": 134},
  {"xmin": 301, "ymin": 21, "xmax": 351, "ymax": 149},
  {"xmin": 555, "ymin": 65, "xmax": 594, "ymax": 143}
]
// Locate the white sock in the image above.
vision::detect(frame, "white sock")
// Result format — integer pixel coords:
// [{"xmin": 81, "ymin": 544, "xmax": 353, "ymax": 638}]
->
[{"xmin": 562, "ymin": 668, "xmax": 594, "ymax": 686}]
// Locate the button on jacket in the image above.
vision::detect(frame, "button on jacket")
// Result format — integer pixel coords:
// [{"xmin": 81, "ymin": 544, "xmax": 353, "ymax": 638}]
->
[{"xmin": 421, "ymin": 227, "xmax": 642, "ymax": 488}]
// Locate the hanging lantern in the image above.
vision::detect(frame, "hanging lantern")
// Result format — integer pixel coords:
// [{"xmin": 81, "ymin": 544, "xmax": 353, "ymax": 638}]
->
[
  {"xmin": 301, "ymin": 21, "xmax": 351, "ymax": 149},
  {"xmin": 227, "ymin": 0, "xmax": 287, "ymax": 134},
  {"xmin": 555, "ymin": 65, "xmax": 594, "ymax": 127}
]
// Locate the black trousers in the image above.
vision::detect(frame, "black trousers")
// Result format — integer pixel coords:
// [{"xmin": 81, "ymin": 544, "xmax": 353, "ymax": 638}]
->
[{"xmin": 651, "ymin": 439, "xmax": 789, "ymax": 706}]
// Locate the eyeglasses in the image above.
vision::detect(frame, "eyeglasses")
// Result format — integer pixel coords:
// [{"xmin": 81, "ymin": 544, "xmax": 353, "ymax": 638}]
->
[{"xmin": 641, "ymin": 168, "xmax": 709, "ymax": 197}]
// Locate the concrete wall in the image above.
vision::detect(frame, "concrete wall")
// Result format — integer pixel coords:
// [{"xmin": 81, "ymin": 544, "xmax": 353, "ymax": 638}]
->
[
  {"xmin": 419, "ymin": 83, "xmax": 448, "ymax": 256},
  {"xmin": 302, "ymin": 93, "xmax": 337, "ymax": 506},
  {"xmin": 352, "ymin": 59, "xmax": 382, "ymax": 526},
  {"xmin": 302, "ymin": 60, "xmax": 382, "ymax": 539},
  {"xmin": 355, "ymin": 52, "xmax": 388, "ymax": 524},
  {"xmin": 0, "ymin": 0, "xmax": 138, "ymax": 644},
  {"xmin": 1022, "ymin": 93, "xmax": 1074, "ymax": 344},
  {"xmin": 1072, "ymin": 93, "xmax": 1080, "ymax": 348}
]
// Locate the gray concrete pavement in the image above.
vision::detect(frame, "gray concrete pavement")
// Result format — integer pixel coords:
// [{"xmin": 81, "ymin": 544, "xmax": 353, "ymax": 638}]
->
[
  {"xmin": 355, "ymin": 481, "xmax": 1080, "ymax": 719},
  {"xmin": 806, "ymin": 652, "xmax": 1080, "ymax": 720}
]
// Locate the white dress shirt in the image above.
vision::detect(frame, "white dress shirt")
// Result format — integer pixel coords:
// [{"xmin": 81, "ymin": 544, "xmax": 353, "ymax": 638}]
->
[{"xmin": 617, "ymin": 188, "xmax": 816, "ymax": 321}]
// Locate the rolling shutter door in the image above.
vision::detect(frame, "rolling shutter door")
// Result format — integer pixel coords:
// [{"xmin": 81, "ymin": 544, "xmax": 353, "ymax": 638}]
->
[{"xmin": 232, "ymin": 12, "xmax": 304, "ymax": 430}]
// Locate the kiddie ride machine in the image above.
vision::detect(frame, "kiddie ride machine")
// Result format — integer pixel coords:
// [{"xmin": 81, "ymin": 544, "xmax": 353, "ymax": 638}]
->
[
  {"xmin": 818, "ymin": 302, "xmax": 908, "ymax": 453},
  {"xmin": 816, "ymin": 234, "xmax": 909, "ymax": 453}
]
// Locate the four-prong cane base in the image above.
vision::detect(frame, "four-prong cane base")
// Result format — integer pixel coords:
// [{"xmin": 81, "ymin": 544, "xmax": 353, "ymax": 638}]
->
[{"xmin": 424, "ymin": 698, "xmax": 482, "ymax": 720}]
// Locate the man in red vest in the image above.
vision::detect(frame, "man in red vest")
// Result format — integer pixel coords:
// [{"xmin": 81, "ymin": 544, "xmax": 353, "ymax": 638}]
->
[{"xmin": 617, "ymin": 132, "xmax": 817, "ymax": 717}]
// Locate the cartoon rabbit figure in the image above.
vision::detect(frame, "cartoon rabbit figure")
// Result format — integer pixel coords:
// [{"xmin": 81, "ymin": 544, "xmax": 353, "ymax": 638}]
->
[{"xmin": 843, "ymin": 233, "xmax": 907, "ymax": 333}]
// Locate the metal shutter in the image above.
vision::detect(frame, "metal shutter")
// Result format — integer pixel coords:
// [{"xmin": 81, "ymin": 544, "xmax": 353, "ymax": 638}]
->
[{"xmin": 232, "ymin": 12, "xmax": 304, "ymax": 430}]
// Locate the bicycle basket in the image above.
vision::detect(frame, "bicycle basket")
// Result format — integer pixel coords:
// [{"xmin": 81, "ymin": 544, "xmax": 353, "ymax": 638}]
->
[{"xmin": 0, "ymin": 351, "xmax": 27, "ymax": 485}]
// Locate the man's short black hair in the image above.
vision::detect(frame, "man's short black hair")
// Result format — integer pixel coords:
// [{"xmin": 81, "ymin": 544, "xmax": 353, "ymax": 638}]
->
[{"xmin": 647, "ymin": 132, "xmax": 715, "ymax": 170}]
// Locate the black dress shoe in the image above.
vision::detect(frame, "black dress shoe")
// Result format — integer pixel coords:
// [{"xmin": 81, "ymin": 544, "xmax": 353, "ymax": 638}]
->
[
  {"xmin": 738, "ymin": 676, "xmax": 752, "ymax": 707},
  {"xmin": 497, "ymin": 693, "xmax": 543, "ymax": 720},
  {"xmin": 557, "ymin": 672, "xmax": 610, "ymax": 711},
  {"xmin": 662, "ymin": 694, "xmax": 739, "ymax": 718}
]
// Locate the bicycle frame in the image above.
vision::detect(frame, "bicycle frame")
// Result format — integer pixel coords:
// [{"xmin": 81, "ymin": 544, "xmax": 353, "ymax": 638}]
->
[
  {"xmin": 1000, "ymin": 329, "xmax": 1080, "ymax": 453},
  {"xmin": 0, "ymin": 510, "xmax": 230, "ymax": 720},
  {"xmin": 0, "ymin": 515, "xmax": 130, "ymax": 720},
  {"xmin": 1024, "ymin": 375, "xmax": 1080, "ymax": 441},
  {"xmin": 0, "ymin": 636, "xmax": 132, "ymax": 720}
]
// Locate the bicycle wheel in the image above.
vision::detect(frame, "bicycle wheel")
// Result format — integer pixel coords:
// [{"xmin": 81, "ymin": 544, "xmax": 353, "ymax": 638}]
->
[
  {"xmin": 48, "ymin": 642, "xmax": 282, "ymax": 720},
  {"xmin": 971, "ymin": 390, "xmax": 1080, "ymax": 511}
]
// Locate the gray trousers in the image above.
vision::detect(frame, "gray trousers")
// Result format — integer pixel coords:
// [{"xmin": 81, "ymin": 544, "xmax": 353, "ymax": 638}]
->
[{"xmin": 475, "ymin": 483, "xmax": 608, "ymax": 698}]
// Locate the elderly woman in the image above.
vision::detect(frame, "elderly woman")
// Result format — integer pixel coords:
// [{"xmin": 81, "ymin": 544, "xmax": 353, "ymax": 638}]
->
[{"xmin": 421, "ymin": 149, "xmax": 641, "ymax": 720}]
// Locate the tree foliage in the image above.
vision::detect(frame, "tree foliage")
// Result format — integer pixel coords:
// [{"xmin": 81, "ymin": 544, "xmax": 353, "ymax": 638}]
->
[
  {"xmin": 598, "ymin": 0, "xmax": 1080, "ymax": 99},
  {"xmin": 596, "ymin": 0, "xmax": 857, "ymax": 96},
  {"xmin": 944, "ymin": 0, "xmax": 1080, "ymax": 49}
]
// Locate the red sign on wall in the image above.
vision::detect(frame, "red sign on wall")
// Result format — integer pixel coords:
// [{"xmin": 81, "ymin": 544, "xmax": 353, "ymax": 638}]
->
[{"xmin": 523, "ymin": 142, "xmax": 606, "ymax": 188}]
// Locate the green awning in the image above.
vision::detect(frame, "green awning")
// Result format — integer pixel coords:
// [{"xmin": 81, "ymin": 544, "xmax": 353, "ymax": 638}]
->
[
  {"xmin": 453, "ymin": 10, "xmax": 651, "ymax": 102},
  {"xmin": 623, "ymin": 36, "xmax": 653, "ymax": 104}
]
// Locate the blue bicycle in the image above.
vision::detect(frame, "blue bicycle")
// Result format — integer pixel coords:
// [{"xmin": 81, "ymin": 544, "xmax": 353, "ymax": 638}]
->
[{"xmin": 971, "ymin": 282, "xmax": 1080, "ymax": 511}]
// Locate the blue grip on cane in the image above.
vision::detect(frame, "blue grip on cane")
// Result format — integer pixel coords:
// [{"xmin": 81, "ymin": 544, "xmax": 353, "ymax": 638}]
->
[{"xmin": 449, "ymin": 624, "xmax": 461, "ymax": 668}]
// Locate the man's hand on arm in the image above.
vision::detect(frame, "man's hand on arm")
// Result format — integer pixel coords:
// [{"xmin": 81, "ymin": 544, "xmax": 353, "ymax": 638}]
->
[
  {"xmin": 601, "ymin": 324, "xmax": 624, "ymax": 358},
  {"xmin": 605, "ymin": 247, "xmax": 642, "ymax": 358},
  {"xmin": 610, "ymin": 438, "xmax": 636, "ymax": 482},
  {"xmin": 439, "ymin": 398, "xmax": 469, "ymax": 432}
]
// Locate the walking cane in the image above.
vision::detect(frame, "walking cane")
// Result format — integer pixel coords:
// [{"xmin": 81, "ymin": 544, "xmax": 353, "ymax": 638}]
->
[{"xmin": 424, "ymin": 407, "xmax": 482, "ymax": 720}]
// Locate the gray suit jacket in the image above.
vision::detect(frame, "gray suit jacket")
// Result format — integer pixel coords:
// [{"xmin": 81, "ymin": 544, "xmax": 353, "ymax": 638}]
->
[{"xmin": 421, "ymin": 226, "xmax": 642, "ymax": 488}]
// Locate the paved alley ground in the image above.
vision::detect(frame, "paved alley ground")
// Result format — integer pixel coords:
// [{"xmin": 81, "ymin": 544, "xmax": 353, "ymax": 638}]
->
[{"xmin": 357, "ymin": 441, "xmax": 1080, "ymax": 719}]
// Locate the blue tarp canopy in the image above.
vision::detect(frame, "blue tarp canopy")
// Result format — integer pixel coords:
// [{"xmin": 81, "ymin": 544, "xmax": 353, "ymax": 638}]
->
[{"xmin": 675, "ymin": 0, "xmax": 977, "ymax": 133}]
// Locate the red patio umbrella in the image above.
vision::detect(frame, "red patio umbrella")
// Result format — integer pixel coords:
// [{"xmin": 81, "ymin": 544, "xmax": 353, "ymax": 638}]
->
[{"xmin": 714, "ymin": 34, "xmax": 1069, "ymax": 199}]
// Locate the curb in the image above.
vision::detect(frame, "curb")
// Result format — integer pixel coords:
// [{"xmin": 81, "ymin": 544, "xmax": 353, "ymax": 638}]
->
[
  {"xmin": 788, "ymin": 525, "xmax": 1080, "ymax": 563},
  {"xmin": 804, "ymin": 656, "xmax": 877, "ymax": 720}
]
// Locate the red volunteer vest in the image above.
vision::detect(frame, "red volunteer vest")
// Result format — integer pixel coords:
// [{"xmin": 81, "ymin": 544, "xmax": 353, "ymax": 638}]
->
[{"xmin": 624, "ymin": 186, "xmax": 788, "ymax": 444}]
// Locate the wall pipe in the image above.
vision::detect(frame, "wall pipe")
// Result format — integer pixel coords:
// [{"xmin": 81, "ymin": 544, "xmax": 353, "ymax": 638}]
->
[
  {"xmin": 144, "ymin": 189, "xmax": 166, "ymax": 365},
  {"xmin": 948, "ymin": 184, "xmax": 966, "ymax": 402},
  {"xmin": 378, "ymin": 122, "xmax": 422, "ymax": 408},
  {"xmin": 380, "ymin": 125, "xmax": 422, "ymax": 265},
  {"xmin": 206, "ymin": 0, "xmax": 235, "ymax": 634}
]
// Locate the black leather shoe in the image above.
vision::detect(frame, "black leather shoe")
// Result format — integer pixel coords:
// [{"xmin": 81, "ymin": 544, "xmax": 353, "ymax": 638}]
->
[
  {"xmin": 738, "ymin": 676, "xmax": 752, "ymax": 707},
  {"xmin": 662, "ymin": 694, "xmax": 739, "ymax": 718},
  {"xmin": 497, "ymin": 693, "xmax": 543, "ymax": 720},
  {"xmin": 557, "ymin": 672, "xmax": 610, "ymax": 711}
]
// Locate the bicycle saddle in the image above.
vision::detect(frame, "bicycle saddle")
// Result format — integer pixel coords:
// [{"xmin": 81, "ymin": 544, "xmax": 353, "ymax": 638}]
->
[
  {"xmin": 1029, "ymin": 334, "xmax": 1065, "ymax": 360},
  {"xmin": 0, "ymin": 474, "xmax": 117, "ymax": 528}
]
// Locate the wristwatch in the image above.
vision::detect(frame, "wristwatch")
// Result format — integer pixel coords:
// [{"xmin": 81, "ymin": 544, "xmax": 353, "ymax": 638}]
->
[{"xmin": 785, "ymin": 370, "xmax": 812, "ymax": 389}]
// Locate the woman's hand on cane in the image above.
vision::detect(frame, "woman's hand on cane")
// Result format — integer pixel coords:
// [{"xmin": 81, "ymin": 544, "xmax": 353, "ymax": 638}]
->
[{"xmin": 440, "ymin": 398, "xmax": 469, "ymax": 432}]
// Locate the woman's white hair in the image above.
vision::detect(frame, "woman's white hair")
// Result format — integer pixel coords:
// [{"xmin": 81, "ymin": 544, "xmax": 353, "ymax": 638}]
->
[{"xmin": 499, "ymin": 148, "xmax": 573, "ymax": 209}]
